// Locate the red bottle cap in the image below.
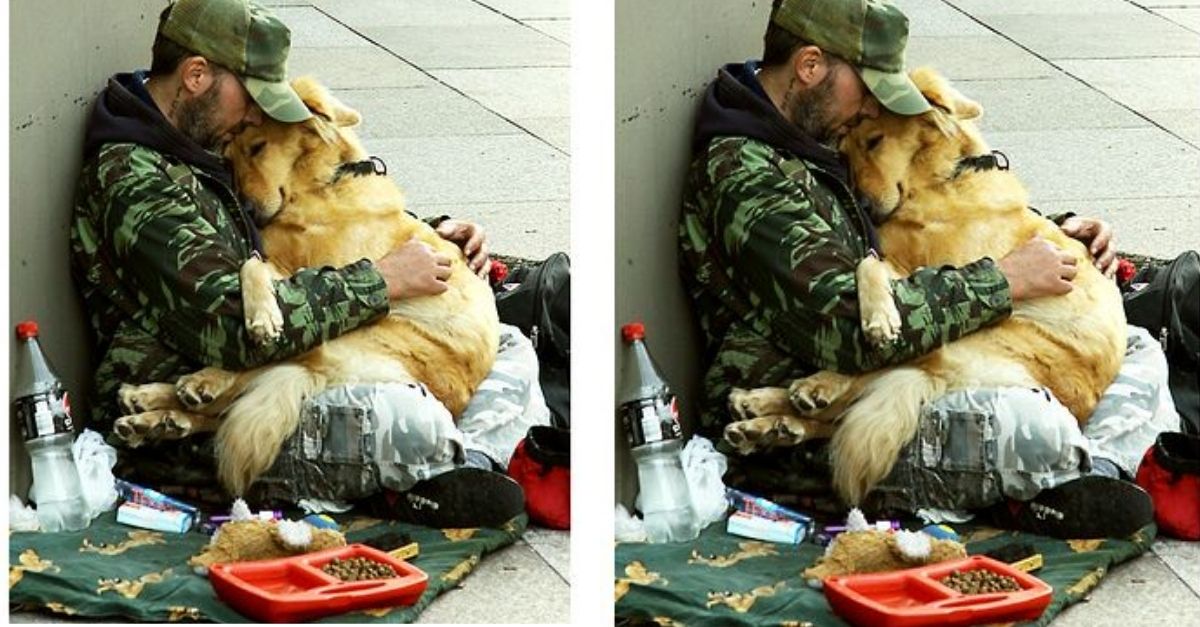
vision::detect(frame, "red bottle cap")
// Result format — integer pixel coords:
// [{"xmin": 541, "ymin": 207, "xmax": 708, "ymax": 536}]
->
[
  {"xmin": 489, "ymin": 259, "xmax": 509, "ymax": 284},
  {"xmin": 621, "ymin": 322, "xmax": 645, "ymax": 342},
  {"xmin": 16, "ymin": 320, "xmax": 39, "ymax": 340}
]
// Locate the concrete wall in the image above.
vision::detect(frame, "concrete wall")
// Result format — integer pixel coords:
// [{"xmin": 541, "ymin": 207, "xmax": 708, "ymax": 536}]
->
[
  {"xmin": 9, "ymin": 0, "xmax": 168, "ymax": 497},
  {"xmin": 614, "ymin": 0, "xmax": 770, "ymax": 505}
]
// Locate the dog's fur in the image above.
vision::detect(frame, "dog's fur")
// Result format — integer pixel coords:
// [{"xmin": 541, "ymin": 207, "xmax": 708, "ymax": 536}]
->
[
  {"xmin": 724, "ymin": 68, "xmax": 1126, "ymax": 505},
  {"xmin": 113, "ymin": 77, "xmax": 500, "ymax": 495}
]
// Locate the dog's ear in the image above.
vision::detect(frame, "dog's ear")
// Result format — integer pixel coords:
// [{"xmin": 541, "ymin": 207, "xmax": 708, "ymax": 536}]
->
[
  {"xmin": 290, "ymin": 76, "xmax": 363, "ymax": 128},
  {"xmin": 910, "ymin": 66, "xmax": 982, "ymax": 121}
]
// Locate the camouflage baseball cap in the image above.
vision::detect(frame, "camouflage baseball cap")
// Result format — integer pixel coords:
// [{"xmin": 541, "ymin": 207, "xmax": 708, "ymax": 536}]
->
[
  {"xmin": 160, "ymin": 0, "xmax": 311, "ymax": 122},
  {"xmin": 771, "ymin": 0, "xmax": 931, "ymax": 115}
]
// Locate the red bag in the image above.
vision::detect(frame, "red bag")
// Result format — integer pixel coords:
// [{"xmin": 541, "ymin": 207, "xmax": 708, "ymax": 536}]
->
[
  {"xmin": 507, "ymin": 426, "xmax": 570, "ymax": 529},
  {"xmin": 1135, "ymin": 432, "xmax": 1200, "ymax": 540}
]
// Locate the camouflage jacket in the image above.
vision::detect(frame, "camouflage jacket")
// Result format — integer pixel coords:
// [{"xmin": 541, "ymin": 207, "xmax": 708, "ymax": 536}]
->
[
  {"xmin": 679, "ymin": 63, "xmax": 1012, "ymax": 431},
  {"xmin": 70, "ymin": 74, "xmax": 389, "ymax": 430}
]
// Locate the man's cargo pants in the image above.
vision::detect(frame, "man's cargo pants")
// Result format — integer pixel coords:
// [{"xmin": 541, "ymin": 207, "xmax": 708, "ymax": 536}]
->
[
  {"xmin": 869, "ymin": 325, "xmax": 1181, "ymax": 514},
  {"xmin": 251, "ymin": 323, "xmax": 550, "ymax": 504}
]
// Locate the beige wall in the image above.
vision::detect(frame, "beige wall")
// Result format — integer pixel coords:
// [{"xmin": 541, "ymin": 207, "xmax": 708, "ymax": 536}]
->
[
  {"xmin": 9, "ymin": 0, "xmax": 169, "ymax": 497},
  {"xmin": 614, "ymin": 0, "xmax": 770, "ymax": 505}
]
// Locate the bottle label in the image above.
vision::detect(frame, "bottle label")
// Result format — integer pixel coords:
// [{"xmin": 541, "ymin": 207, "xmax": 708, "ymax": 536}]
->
[
  {"xmin": 620, "ymin": 393, "xmax": 682, "ymax": 448},
  {"xmin": 14, "ymin": 387, "xmax": 74, "ymax": 440}
]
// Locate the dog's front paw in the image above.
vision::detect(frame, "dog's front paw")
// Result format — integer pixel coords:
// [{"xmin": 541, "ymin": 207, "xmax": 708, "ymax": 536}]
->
[
  {"xmin": 862, "ymin": 301, "xmax": 902, "ymax": 346},
  {"xmin": 241, "ymin": 255, "xmax": 283, "ymax": 345},
  {"xmin": 856, "ymin": 253, "xmax": 902, "ymax": 347},
  {"xmin": 728, "ymin": 387, "xmax": 792, "ymax": 421},
  {"xmin": 245, "ymin": 301, "xmax": 284, "ymax": 345},
  {"xmin": 175, "ymin": 368, "xmax": 236, "ymax": 409},
  {"xmin": 118, "ymin": 383, "xmax": 178, "ymax": 414}
]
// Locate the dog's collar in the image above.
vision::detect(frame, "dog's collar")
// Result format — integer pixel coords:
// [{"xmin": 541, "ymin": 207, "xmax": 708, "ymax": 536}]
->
[
  {"xmin": 333, "ymin": 156, "xmax": 388, "ymax": 182},
  {"xmin": 951, "ymin": 150, "xmax": 1009, "ymax": 179}
]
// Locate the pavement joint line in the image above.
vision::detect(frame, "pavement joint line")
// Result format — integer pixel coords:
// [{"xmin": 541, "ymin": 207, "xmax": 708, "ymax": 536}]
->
[
  {"xmin": 1050, "ymin": 55, "xmax": 1200, "ymax": 59},
  {"xmin": 309, "ymin": 4, "xmax": 569, "ymax": 157},
  {"xmin": 1151, "ymin": 543, "xmax": 1200, "ymax": 598},
  {"xmin": 421, "ymin": 199, "xmax": 568, "ymax": 205},
  {"xmin": 467, "ymin": 0, "xmax": 566, "ymax": 27},
  {"xmin": 427, "ymin": 64, "xmax": 571, "ymax": 70},
  {"xmin": 936, "ymin": 0, "xmax": 1200, "ymax": 152}
]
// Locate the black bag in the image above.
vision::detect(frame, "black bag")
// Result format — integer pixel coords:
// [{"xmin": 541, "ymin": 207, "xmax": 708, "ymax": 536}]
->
[
  {"xmin": 1123, "ymin": 250, "xmax": 1200, "ymax": 434},
  {"xmin": 496, "ymin": 252, "xmax": 570, "ymax": 428}
]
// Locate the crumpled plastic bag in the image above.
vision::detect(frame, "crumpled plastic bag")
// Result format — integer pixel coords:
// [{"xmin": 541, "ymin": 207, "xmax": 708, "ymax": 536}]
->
[
  {"xmin": 10, "ymin": 495, "xmax": 40, "ymax": 532},
  {"xmin": 72, "ymin": 429, "xmax": 120, "ymax": 520},
  {"xmin": 681, "ymin": 435, "xmax": 729, "ymax": 528},
  {"xmin": 615, "ymin": 504, "xmax": 648, "ymax": 542}
]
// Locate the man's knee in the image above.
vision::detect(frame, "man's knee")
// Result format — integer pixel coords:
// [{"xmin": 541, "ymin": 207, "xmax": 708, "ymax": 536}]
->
[{"xmin": 309, "ymin": 382, "xmax": 462, "ymax": 464}]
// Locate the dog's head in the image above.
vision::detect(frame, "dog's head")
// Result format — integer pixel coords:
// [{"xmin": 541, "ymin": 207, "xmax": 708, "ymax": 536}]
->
[
  {"xmin": 840, "ymin": 67, "xmax": 989, "ymax": 222},
  {"xmin": 225, "ymin": 76, "xmax": 366, "ymax": 225}
]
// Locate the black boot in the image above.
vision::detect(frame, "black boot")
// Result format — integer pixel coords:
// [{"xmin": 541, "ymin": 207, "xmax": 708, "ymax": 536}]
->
[
  {"xmin": 366, "ymin": 468, "xmax": 525, "ymax": 529},
  {"xmin": 985, "ymin": 475, "xmax": 1153, "ymax": 539}
]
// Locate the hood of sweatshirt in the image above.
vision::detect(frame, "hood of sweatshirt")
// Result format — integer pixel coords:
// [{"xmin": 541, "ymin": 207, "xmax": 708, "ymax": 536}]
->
[{"xmin": 692, "ymin": 61, "xmax": 849, "ymax": 182}]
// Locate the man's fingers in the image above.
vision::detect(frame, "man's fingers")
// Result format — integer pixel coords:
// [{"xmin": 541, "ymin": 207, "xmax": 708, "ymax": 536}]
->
[
  {"xmin": 464, "ymin": 228, "xmax": 485, "ymax": 256},
  {"xmin": 434, "ymin": 253, "xmax": 453, "ymax": 267},
  {"xmin": 434, "ymin": 264, "xmax": 452, "ymax": 281},
  {"xmin": 435, "ymin": 221, "xmax": 459, "ymax": 239},
  {"xmin": 1060, "ymin": 261, "xmax": 1078, "ymax": 281},
  {"xmin": 1089, "ymin": 229, "xmax": 1109, "ymax": 254}
]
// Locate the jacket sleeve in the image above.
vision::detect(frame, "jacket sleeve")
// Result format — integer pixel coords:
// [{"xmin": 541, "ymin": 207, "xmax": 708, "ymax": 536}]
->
[
  {"xmin": 99, "ymin": 149, "xmax": 390, "ymax": 370},
  {"xmin": 709, "ymin": 149, "xmax": 1012, "ymax": 373}
]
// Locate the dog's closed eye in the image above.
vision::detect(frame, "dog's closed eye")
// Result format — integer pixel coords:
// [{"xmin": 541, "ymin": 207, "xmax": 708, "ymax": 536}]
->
[
  {"xmin": 866, "ymin": 135, "xmax": 883, "ymax": 151},
  {"xmin": 248, "ymin": 141, "xmax": 267, "ymax": 158}
]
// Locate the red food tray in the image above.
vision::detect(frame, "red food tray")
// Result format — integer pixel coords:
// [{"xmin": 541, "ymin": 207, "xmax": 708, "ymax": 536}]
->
[
  {"xmin": 823, "ymin": 555, "xmax": 1052, "ymax": 627},
  {"xmin": 208, "ymin": 543, "xmax": 428, "ymax": 623}
]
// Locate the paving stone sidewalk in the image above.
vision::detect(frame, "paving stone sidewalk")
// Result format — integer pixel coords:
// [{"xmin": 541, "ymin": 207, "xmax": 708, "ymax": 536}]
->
[{"xmin": 896, "ymin": 1, "xmax": 1200, "ymax": 624}]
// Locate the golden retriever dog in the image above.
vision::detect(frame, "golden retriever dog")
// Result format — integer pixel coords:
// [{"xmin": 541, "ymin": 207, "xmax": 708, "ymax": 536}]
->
[
  {"xmin": 723, "ymin": 67, "xmax": 1126, "ymax": 506},
  {"xmin": 112, "ymin": 77, "xmax": 500, "ymax": 495}
]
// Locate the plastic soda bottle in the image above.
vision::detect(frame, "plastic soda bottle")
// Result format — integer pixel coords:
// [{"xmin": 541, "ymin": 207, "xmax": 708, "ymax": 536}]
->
[
  {"xmin": 618, "ymin": 322, "xmax": 699, "ymax": 543},
  {"xmin": 12, "ymin": 321, "xmax": 89, "ymax": 532}
]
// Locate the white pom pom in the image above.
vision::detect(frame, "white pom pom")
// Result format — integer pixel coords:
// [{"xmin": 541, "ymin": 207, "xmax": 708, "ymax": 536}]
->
[
  {"xmin": 893, "ymin": 529, "xmax": 932, "ymax": 562},
  {"xmin": 276, "ymin": 519, "xmax": 313, "ymax": 551},
  {"xmin": 229, "ymin": 498, "xmax": 253, "ymax": 521},
  {"xmin": 845, "ymin": 508, "xmax": 869, "ymax": 532}
]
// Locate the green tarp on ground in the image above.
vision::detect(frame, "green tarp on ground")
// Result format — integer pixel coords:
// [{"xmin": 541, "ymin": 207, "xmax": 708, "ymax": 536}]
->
[
  {"xmin": 615, "ymin": 520, "xmax": 1156, "ymax": 626},
  {"xmin": 9, "ymin": 510, "xmax": 526, "ymax": 622}
]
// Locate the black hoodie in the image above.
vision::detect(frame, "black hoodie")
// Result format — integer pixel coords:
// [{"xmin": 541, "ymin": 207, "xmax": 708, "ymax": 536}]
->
[
  {"xmin": 84, "ymin": 73, "xmax": 236, "ymax": 190},
  {"xmin": 691, "ymin": 61, "xmax": 877, "ymax": 252},
  {"xmin": 692, "ymin": 62, "xmax": 850, "ymax": 181},
  {"xmin": 83, "ymin": 72, "xmax": 262, "ymax": 254}
]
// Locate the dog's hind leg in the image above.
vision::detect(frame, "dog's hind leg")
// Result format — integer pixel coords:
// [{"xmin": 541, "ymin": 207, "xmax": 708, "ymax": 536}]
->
[
  {"xmin": 175, "ymin": 367, "xmax": 257, "ymax": 415},
  {"xmin": 728, "ymin": 386, "xmax": 792, "ymax": 421},
  {"xmin": 788, "ymin": 370, "xmax": 860, "ymax": 415},
  {"xmin": 724, "ymin": 414, "xmax": 837, "ymax": 455},
  {"xmin": 113, "ymin": 409, "xmax": 222, "ymax": 448},
  {"xmin": 118, "ymin": 383, "xmax": 182, "ymax": 414}
]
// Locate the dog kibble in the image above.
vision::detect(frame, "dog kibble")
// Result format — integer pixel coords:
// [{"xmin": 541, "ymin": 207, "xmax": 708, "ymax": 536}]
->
[
  {"xmin": 940, "ymin": 569, "xmax": 1021, "ymax": 595},
  {"xmin": 322, "ymin": 557, "xmax": 397, "ymax": 582}
]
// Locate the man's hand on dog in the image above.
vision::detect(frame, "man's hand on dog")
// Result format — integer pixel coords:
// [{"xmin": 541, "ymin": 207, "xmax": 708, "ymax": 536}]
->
[
  {"xmin": 378, "ymin": 240, "xmax": 453, "ymax": 299},
  {"xmin": 998, "ymin": 237, "xmax": 1078, "ymax": 301},
  {"xmin": 1060, "ymin": 216, "xmax": 1118, "ymax": 278},
  {"xmin": 435, "ymin": 219, "xmax": 491, "ymax": 278}
]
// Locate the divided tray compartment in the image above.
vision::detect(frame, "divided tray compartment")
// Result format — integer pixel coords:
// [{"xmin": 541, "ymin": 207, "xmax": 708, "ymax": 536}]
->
[
  {"xmin": 208, "ymin": 543, "xmax": 428, "ymax": 623},
  {"xmin": 823, "ymin": 555, "xmax": 1053, "ymax": 627}
]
